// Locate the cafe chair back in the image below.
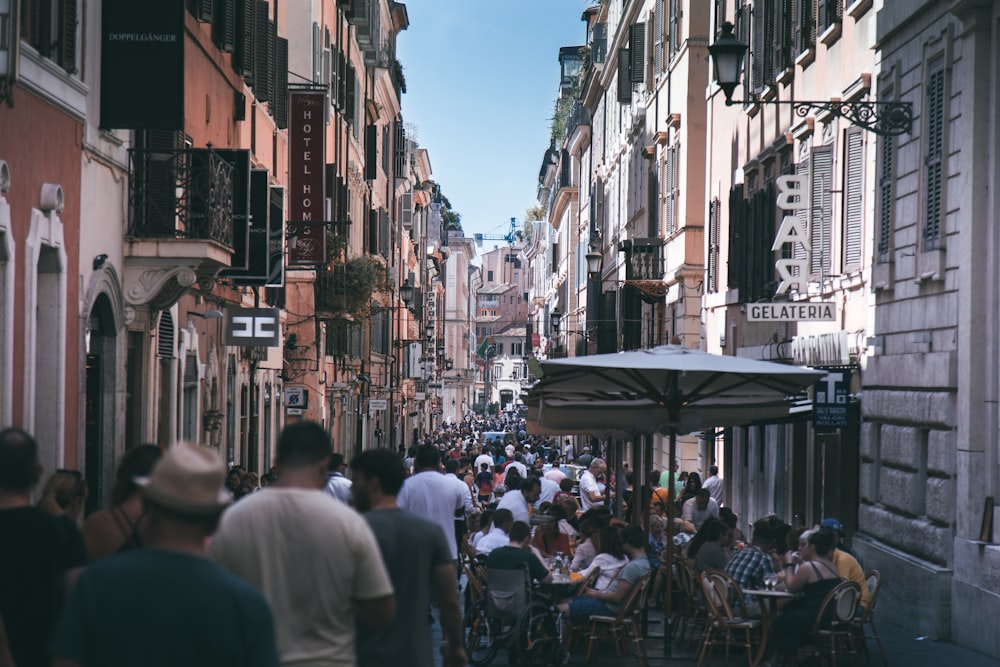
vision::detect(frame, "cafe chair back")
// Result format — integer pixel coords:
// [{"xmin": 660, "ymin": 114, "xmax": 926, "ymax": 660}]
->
[
  {"xmin": 852, "ymin": 569, "xmax": 887, "ymax": 665},
  {"xmin": 811, "ymin": 580, "xmax": 862, "ymax": 667},
  {"xmin": 585, "ymin": 569, "xmax": 654, "ymax": 665},
  {"xmin": 696, "ymin": 570, "xmax": 762, "ymax": 667}
]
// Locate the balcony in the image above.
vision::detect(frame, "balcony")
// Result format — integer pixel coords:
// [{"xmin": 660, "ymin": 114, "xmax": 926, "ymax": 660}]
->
[
  {"xmin": 621, "ymin": 238, "xmax": 665, "ymax": 281},
  {"xmin": 124, "ymin": 148, "xmax": 235, "ymax": 314}
]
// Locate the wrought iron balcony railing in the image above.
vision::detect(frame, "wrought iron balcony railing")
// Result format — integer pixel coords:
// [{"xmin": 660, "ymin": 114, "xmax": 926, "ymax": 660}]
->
[
  {"xmin": 622, "ymin": 238, "xmax": 665, "ymax": 281},
  {"xmin": 128, "ymin": 148, "xmax": 234, "ymax": 248}
]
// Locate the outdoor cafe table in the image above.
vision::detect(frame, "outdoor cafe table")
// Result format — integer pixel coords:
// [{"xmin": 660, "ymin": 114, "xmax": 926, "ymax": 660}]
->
[{"xmin": 741, "ymin": 589, "xmax": 797, "ymax": 667}]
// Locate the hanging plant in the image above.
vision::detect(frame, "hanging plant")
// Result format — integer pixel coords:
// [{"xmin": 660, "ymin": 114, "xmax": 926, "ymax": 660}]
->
[{"xmin": 316, "ymin": 256, "xmax": 386, "ymax": 320}]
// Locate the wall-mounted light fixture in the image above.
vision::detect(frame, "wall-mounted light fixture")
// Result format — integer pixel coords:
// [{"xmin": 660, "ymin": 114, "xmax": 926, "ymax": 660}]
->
[
  {"xmin": 550, "ymin": 308, "xmax": 562, "ymax": 334},
  {"xmin": 709, "ymin": 22, "xmax": 912, "ymax": 137}
]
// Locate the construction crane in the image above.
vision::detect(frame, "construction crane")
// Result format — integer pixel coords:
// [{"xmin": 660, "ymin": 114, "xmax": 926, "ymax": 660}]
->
[{"xmin": 474, "ymin": 217, "xmax": 519, "ymax": 247}]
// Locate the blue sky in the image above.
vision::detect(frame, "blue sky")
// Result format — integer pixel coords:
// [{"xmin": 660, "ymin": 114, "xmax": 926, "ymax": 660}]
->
[{"xmin": 396, "ymin": 0, "xmax": 593, "ymax": 246}]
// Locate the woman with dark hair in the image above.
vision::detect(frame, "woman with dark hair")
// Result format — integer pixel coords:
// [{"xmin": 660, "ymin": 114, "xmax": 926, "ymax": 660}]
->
[
  {"xmin": 577, "ymin": 526, "xmax": 628, "ymax": 591},
  {"xmin": 765, "ymin": 527, "xmax": 844, "ymax": 666},
  {"xmin": 81, "ymin": 444, "xmax": 163, "ymax": 560},
  {"xmin": 686, "ymin": 518, "xmax": 731, "ymax": 573},
  {"xmin": 675, "ymin": 470, "xmax": 702, "ymax": 511}
]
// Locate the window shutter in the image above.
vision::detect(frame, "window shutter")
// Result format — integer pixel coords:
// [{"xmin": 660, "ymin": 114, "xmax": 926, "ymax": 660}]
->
[
  {"xmin": 809, "ymin": 145, "xmax": 833, "ymax": 277},
  {"xmin": 617, "ymin": 49, "xmax": 632, "ymax": 103},
  {"xmin": 213, "ymin": 0, "xmax": 236, "ymax": 52},
  {"xmin": 345, "ymin": 64, "xmax": 357, "ymax": 124},
  {"xmin": 195, "ymin": 0, "xmax": 214, "ymax": 22},
  {"xmin": 728, "ymin": 184, "xmax": 745, "ymax": 292},
  {"xmin": 770, "ymin": 0, "xmax": 790, "ymax": 80},
  {"xmin": 750, "ymin": 1, "xmax": 765, "ymax": 92},
  {"xmin": 663, "ymin": 144, "xmax": 679, "ymax": 235},
  {"xmin": 593, "ymin": 22, "xmax": 607, "ymax": 64},
  {"xmin": 668, "ymin": 0, "xmax": 680, "ymax": 61},
  {"xmin": 843, "ymin": 128, "xmax": 864, "ymax": 269},
  {"xmin": 33, "ymin": 0, "xmax": 54, "ymax": 57},
  {"xmin": 59, "ymin": 0, "xmax": 77, "ymax": 74},
  {"xmin": 630, "ymin": 23, "xmax": 645, "ymax": 83},
  {"xmin": 235, "ymin": 0, "xmax": 254, "ymax": 78},
  {"xmin": 924, "ymin": 58, "xmax": 945, "ymax": 247},
  {"xmin": 158, "ymin": 312, "xmax": 176, "ymax": 359},
  {"xmin": 274, "ymin": 37, "xmax": 289, "ymax": 129},
  {"xmin": 312, "ymin": 23, "xmax": 323, "ymax": 82},
  {"xmin": 818, "ymin": 0, "xmax": 841, "ymax": 32},
  {"xmin": 253, "ymin": 2, "xmax": 270, "ymax": 101},
  {"xmin": 877, "ymin": 132, "xmax": 894, "ymax": 263},
  {"xmin": 736, "ymin": 0, "xmax": 750, "ymax": 93},
  {"xmin": 708, "ymin": 197, "xmax": 721, "ymax": 292},
  {"xmin": 793, "ymin": 158, "xmax": 809, "ymax": 273},
  {"xmin": 266, "ymin": 19, "xmax": 276, "ymax": 105},
  {"xmin": 654, "ymin": 1, "xmax": 664, "ymax": 76},
  {"xmin": 364, "ymin": 125, "xmax": 378, "ymax": 181},
  {"xmin": 648, "ymin": 162, "xmax": 660, "ymax": 236},
  {"xmin": 797, "ymin": 0, "xmax": 815, "ymax": 53},
  {"xmin": 714, "ymin": 0, "xmax": 726, "ymax": 39}
]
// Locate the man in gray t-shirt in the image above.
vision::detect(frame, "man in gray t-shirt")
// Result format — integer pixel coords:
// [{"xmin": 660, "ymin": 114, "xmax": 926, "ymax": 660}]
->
[{"xmin": 352, "ymin": 449, "xmax": 467, "ymax": 667}]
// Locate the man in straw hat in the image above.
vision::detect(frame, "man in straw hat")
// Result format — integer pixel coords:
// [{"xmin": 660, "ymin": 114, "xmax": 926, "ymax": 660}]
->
[
  {"xmin": 210, "ymin": 421, "xmax": 394, "ymax": 666},
  {"xmin": 50, "ymin": 443, "xmax": 279, "ymax": 667}
]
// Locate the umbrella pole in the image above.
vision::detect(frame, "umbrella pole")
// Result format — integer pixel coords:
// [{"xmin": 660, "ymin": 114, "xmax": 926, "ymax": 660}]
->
[{"xmin": 663, "ymin": 429, "xmax": 676, "ymax": 659}]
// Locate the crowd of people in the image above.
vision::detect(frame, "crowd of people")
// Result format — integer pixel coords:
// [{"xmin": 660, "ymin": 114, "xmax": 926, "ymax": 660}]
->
[{"xmin": 0, "ymin": 410, "xmax": 868, "ymax": 667}]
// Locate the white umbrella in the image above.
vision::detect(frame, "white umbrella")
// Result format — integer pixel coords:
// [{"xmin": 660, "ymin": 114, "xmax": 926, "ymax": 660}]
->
[{"xmin": 524, "ymin": 344, "xmax": 822, "ymax": 658}]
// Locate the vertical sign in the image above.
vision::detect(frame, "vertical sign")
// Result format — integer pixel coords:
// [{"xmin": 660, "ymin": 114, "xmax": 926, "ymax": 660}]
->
[
  {"xmin": 224, "ymin": 169, "xmax": 271, "ymax": 284},
  {"xmin": 813, "ymin": 369, "xmax": 849, "ymax": 428},
  {"xmin": 772, "ymin": 175, "xmax": 810, "ymax": 294},
  {"xmin": 100, "ymin": 0, "xmax": 184, "ymax": 129},
  {"xmin": 215, "ymin": 150, "xmax": 251, "ymax": 271},
  {"xmin": 266, "ymin": 186, "xmax": 285, "ymax": 287},
  {"xmin": 288, "ymin": 91, "xmax": 326, "ymax": 265}
]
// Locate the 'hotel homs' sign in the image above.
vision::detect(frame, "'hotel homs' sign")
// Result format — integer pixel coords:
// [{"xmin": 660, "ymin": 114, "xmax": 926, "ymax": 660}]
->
[{"xmin": 749, "ymin": 174, "xmax": 835, "ymax": 322}]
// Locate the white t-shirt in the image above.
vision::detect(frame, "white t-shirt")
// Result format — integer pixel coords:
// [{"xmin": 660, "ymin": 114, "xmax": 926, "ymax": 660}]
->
[
  {"xmin": 398, "ymin": 470, "xmax": 468, "ymax": 560},
  {"xmin": 563, "ymin": 442, "xmax": 575, "ymax": 461},
  {"xmin": 681, "ymin": 496, "xmax": 720, "ymax": 529},
  {"xmin": 536, "ymin": 477, "xmax": 560, "ymax": 508},
  {"xmin": 474, "ymin": 454, "xmax": 495, "ymax": 473},
  {"xmin": 506, "ymin": 461, "xmax": 528, "ymax": 478},
  {"xmin": 579, "ymin": 470, "xmax": 603, "ymax": 511},
  {"xmin": 702, "ymin": 474, "xmax": 724, "ymax": 504},
  {"xmin": 496, "ymin": 489, "xmax": 531, "ymax": 524},
  {"xmin": 475, "ymin": 526, "xmax": 510, "ymax": 555},
  {"xmin": 579, "ymin": 553, "xmax": 629, "ymax": 590},
  {"xmin": 209, "ymin": 488, "xmax": 393, "ymax": 667}
]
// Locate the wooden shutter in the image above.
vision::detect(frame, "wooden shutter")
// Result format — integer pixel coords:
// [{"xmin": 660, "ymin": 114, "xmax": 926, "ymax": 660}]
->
[
  {"xmin": 194, "ymin": 0, "xmax": 214, "ymax": 22},
  {"xmin": 708, "ymin": 197, "xmax": 721, "ymax": 292},
  {"xmin": 345, "ymin": 64, "xmax": 357, "ymax": 124},
  {"xmin": 654, "ymin": 1, "xmax": 664, "ymax": 76},
  {"xmin": 364, "ymin": 125, "xmax": 378, "ymax": 181},
  {"xmin": 795, "ymin": 0, "xmax": 815, "ymax": 54},
  {"xmin": 843, "ymin": 128, "xmax": 864, "ymax": 269},
  {"xmin": 924, "ymin": 58, "xmax": 945, "ymax": 247},
  {"xmin": 818, "ymin": 0, "xmax": 841, "ymax": 33},
  {"xmin": 213, "ymin": 0, "xmax": 236, "ymax": 52},
  {"xmin": 714, "ymin": 0, "xmax": 726, "ymax": 39},
  {"xmin": 235, "ymin": 0, "xmax": 254, "ymax": 78},
  {"xmin": 394, "ymin": 119, "xmax": 407, "ymax": 175},
  {"xmin": 750, "ymin": 0, "xmax": 765, "ymax": 92},
  {"xmin": 253, "ymin": 1, "xmax": 270, "ymax": 101},
  {"xmin": 793, "ymin": 157, "xmax": 809, "ymax": 276},
  {"xmin": 59, "ymin": 0, "xmax": 77, "ymax": 74},
  {"xmin": 728, "ymin": 185, "xmax": 745, "ymax": 292},
  {"xmin": 617, "ymin": 49, "xmax": 632, "ymax": 103},
  {"xmin": 630, "ymin": 23, "xmax": 645, "ymax": 83},
  {"xmin": 668, "ymin": 0, "xmax": 680, "ymax": 61},
  {"xmin": 274, "ymin": 37, "xmax": 289, "ymax": 129},
  {"xmin": 809, "ymin": 145, "xmax": 833, "ymax": 277},
  {"xmin": 877, "ymin": 132, "xmax": 894, "ymax": 263},
  {"xmin": 663, "ymin": 144, "xmax": 680, "ymax": 236},
  {"xmin": 648, "ymin": 161, "xmax": 660, "ymax": 237}
]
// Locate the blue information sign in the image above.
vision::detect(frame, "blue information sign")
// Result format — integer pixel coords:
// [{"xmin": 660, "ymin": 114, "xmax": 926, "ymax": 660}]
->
[{"xmin": 813, "ymin": 369, "xmax": 849, "ymax": 428}]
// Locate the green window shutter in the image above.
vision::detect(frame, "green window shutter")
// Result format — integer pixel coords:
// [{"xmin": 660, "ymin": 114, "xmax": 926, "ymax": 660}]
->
[
  {"xmin": 253, "ymin": 1, "xmax": 270, "ymax": 101},
  {"xmin": 59, "ymin": 0, "xmax": 77, "ymax": 74},
  {"xmin": 668, "ymin": 0, "xmax": 680, "ymax": 61},
  {"xmin": 274, "ymin": 37, "xmax": 288, "ymax": 129},
  {"xmin": 654, "ymin": 1, "xmax": 664, "ymax": 75},
  {"xmin": 213, "ymin": 0, "xmax": 236, "ymax": 52},
  {"xmin": 843, "ymin": 128, "xmax": 864, "ymax": 269},
  {"xmin": 194, "ymin": 0, "xmax": 213, "ymax": 22},
  {"xmin": 234, "ymin": 0, "xmax": 254, "ymax": 79},
  {"xmin": 877, "ymin": 132, "xmax": 894, "ymax": 263},
  {"xmin": 809, "ymin": 145, "xmax": 833, "ymax": 277},
  {"xmin": 617, "ymin": 49, "xmax": 632, "ymax": 103},
  {"xmin": 345, "ymin": 64, "xmax": 357, "ymax": 124},
  {"xmin": 364, "ymin": 125, "xmax": 378, "ymax": 181},
  {"xmin": 924, "ymin": 58, "xmax": 945, "ymax": 248},
  {"xmin": 714, "ymin": 0, "xmax": 726, "ymax": 40},
  {"xmin": 728, "ymin": 184, "xmax": 745, "ymax": 292},
  {"xmin": 630, "ymin": 23, "xmax": 645, "ymax": 84},
  {"xmin": 750, "ymin": 1, "xmax": 765, "ymax": 92},
  {"xmin": 793, "ymin": 158, "xmax": 809, "ymax": 277},
  {"xmin": 708, "ymin": 197, "xmax": 721, "ymax": 293},
  {"xmin": 648, "ymin": 161, "xmax": 660, "ymax": 237}
]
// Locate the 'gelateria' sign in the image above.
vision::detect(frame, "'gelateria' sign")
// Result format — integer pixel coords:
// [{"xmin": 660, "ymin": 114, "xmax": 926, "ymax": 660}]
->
[{"xmin": 747, "ymin": 303, "xmax": 835, "ymax": 322}]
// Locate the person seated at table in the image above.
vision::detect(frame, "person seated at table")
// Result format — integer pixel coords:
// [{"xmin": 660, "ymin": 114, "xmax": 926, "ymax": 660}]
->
[
  {"xmin": 476, "ymin": 509, "xmax": 514, "ymax": 556},
  {"xmin": 470, "ymin": 509, "xmax": 493, "ymax": 552},
  {"xmin": 531, "ymin": 513, "xmax": 571, "ymax": 559},
  {"xmin": 765, "ymin": 526, "xmax": 844, "ymax": 667},
  {"xmin": 569, "ymin": 511, "xmax": 609, "ymax": 572},
  {"xmin": 557, "ymin": 525, "xmax": 651, "ymax": 624},
  {"xmin": 687, "ymin": 518, "xmax": 731, "ymax": 573},
  {"xmin": 646, "ymin": 515, "xmax": 668, "ymax": 605},
  {"xmin": 576, "ymin": 526, "xmax": 629, "ymax": 591},
  {"xmin": 679, "ymin": 488, "xmax": 720, "ymax": 533},
  {"xmin": 723, "ymin": 518, "xmax": 779, "ymax": 617},
  {"xmin": 485, "ymin": 521, "xmax": 552, "ymax": 584},
  {"xmin": 718, "ymin": 507, "xmax": 746, "ymax": 546}
]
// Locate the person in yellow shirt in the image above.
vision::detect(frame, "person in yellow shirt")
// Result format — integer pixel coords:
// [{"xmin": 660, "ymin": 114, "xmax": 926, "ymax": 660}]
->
[{"xmin": 831, "ymin": 547, "xmax": 870, "ymax": 610}]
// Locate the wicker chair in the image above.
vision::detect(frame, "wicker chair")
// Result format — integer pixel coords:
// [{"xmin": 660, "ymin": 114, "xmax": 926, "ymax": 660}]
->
[
  {"xmin": 696, "ymin": 569, "xmax": 762, "ymax": 667},
  {"xmin": 852, "ymin": 569, "xmax": 887, "ymax": 665},
  {"xmin": 810, "ymin": 580, "xmax": 862, "ymax": 667},
  {"xmin": 585, "ymin": 570, "xmax": 654, "ymax": 665}
]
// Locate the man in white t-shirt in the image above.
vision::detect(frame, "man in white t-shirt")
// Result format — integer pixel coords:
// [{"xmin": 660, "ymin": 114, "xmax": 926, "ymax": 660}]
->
[
  {"xmin": 701, "ymin": 465, "xmax": 724, "ymax": 505},
  {"xmin": 563, "ymin": 439, "xmax": 575, "ymax": 463},
  {"xmin": 397, "ymin": 445, "xmax": 470, "ymax": 562},
  {"xmin": 578, "ymin": 458, "xmax": 609, "ymax": 512},
  {"xmin": 210, "ymin": 421, "xmax": 394, "ymax": 666},
  {"xmin": 475, "ymin": 509, "xmax": 513, "ymax": 555},
  {"xmin": 496, "ymin": 477, "xmax": 541, "ymax": 524},
  {"xmin": 681, "ymin": 489, "xmax": 720, "ymax": 531}
]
